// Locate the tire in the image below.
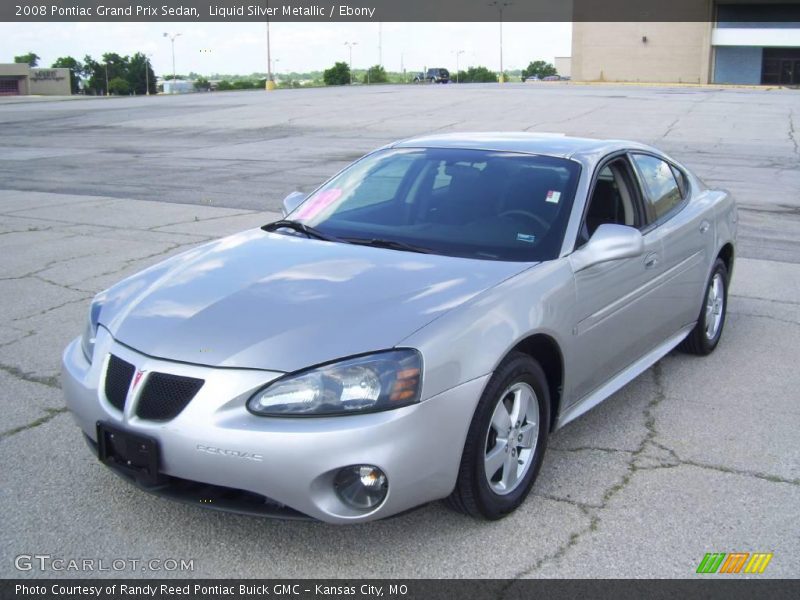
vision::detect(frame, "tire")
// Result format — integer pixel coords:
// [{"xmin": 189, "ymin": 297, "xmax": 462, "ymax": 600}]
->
[
  {"xmin": 678, "ymin": 257, "xmax": 729, "ymax": 355},
  {"xmin": 447, "ymin": 352, "xmax": 550, "ymax": 520}
]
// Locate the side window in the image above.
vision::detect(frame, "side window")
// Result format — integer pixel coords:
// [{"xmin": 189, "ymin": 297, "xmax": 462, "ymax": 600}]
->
[
  {"xmin": 631, "ymin": 154, "xmax": 684, "ymax": 221},
  {"xmin": 670, "ymin": 165, "xmax": 688, "ymax": 198}
]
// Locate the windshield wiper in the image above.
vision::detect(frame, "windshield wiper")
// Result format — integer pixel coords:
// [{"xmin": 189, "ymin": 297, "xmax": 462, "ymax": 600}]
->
[
  {"xmin": 262, "ymin": 220, "xmax": 341, "ymax": 243},
  {"xmin": 343, "ymin": 237, "xmax": 433, "ymax": 254}
]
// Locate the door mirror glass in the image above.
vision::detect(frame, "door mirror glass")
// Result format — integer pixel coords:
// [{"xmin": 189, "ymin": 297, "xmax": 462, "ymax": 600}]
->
[{"xmin": 572, "ymin": 224, "xmax": 644, "ymax": 272}]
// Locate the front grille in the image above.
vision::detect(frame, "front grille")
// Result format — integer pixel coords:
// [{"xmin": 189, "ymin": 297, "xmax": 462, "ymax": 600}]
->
[
  {"xmin": 105, "ymin": 354, "xmax": 135, "ymax": 411},
  {"xmin": 136, "ymin": 372, "xmax": 204, "ymax": 421}
]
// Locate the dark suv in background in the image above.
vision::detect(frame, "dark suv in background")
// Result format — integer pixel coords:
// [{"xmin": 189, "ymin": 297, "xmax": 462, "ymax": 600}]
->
[{"xmin": 414, "ymin": 68, "xmax": 450, "ymax": 83}]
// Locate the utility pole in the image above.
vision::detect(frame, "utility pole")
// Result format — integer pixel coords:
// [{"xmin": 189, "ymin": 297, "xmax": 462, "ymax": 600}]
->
[
  {"xmin": 488, "ymin": 1, "xmax": 512, "ymax": 83},
  {"xmin": 163, "ymin": 32, "xmax": 182, "ymax": 93},
  {"xmin": 145, "ymin": 55, "xmax": 151, "ymax": 95},
  {"xmin": 378, "ymin": 23, "xmax": 382, "ymax": 66},
  {"xmin": 455, "ymin": 49, "xmax": 465, "ymax": 83},
  {"xmin": 104, "ymin": 61, "xmax": 109, "ymax": 96},
  {"xmin": 266, "ymin": 7, "xmax": 275, "ymax": 91},
  {"xmin": 344, "ymin": 41, "xmax": 358, "ymax": 84}
]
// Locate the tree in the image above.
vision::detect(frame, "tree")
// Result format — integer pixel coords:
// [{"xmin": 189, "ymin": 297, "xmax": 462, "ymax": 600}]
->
[
  {"xmin": 14, "ymin": 52, "xmax": 39, "ymax": 67},
  {"xmin": 521, "ymin": 60, "xmax": 557, "ymax": 80},
  {"xmin": 194, "ymin": 77, "xmax": 211, "ymax": 91},
  {"xmin": 216, "ymin": 80, "xmax": 234, "ymax": 91},
  {"xmin": 456, "ymin": 66, "xmax": 498, "ymax": 83},
  {"xmin": 52, "ymin": 56, "xmax": 83, "ymax": 94},
  {"xmin": 323, "ymin": 62, "xmax": 351, "ymax": 86},
  {"xmin": 101, "ymin": 52, "xmax": 127, "ymax": 83},
  {"xmin": 82, "ymin": 55, "xmax": 104, "ymax": 94},
  {"xmin": 126, "ymin": 52, "xmax": 156, "ymax": 95},
  {"xmin": 108, "ymin": 77, "xmax": 129, "ymax": 95},
  {"xmin": 363, "ymin": 65, "xmax": 388, "ymax": 84}
]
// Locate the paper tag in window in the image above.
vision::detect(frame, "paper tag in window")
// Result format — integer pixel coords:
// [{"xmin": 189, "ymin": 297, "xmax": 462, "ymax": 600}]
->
[
  {"xmin": 545, "ymin": 190, "xmax": 561, "ymax": 204},
  {"xmin": 294, "ymin": 189, "xmax": 342, "ymax": 219},
  {"xmin": 516, "ymin": 233, "xmax": 536, "ymax": 243}
]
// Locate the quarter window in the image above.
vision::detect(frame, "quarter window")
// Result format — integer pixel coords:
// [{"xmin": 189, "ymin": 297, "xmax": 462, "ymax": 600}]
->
[{"xmin": 631, "ymin": 154, "xmax": 683, "ymax": 221}]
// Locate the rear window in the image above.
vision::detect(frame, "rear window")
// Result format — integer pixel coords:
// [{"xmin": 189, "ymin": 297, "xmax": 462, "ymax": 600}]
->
[{"xmin": 631, "ymin": 154, "xmax": 684, "ymax": 221}]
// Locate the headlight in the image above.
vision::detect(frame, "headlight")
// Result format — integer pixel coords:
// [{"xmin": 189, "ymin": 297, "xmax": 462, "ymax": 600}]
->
[
  {"xmin": 247, "ymin": 349, "xmax": 422, "ymax": 417},
  {"xmin": 80, "ymin": 296, "xmax": 104, "ymax": 362}
]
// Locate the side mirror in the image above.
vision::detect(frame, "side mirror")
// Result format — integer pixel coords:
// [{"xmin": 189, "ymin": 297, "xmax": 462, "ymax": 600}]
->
[
  {"xmin": 571, "ymin": 224, "xmax": 644, "ymax": 272},
  {"xmin": 281, "ymin": 191, "xmax": 306, "ymax": 217}
]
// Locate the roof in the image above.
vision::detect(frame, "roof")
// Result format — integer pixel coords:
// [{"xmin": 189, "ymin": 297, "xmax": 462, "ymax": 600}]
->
[{"xmin": 391, "ymin": 132, "xmax": 653, "ymax": 161}]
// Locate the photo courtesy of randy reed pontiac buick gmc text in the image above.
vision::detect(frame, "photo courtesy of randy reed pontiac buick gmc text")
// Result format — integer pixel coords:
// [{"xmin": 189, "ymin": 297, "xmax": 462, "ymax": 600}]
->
[{"xmin": 14, "ymin": 584, "xmax": 396, "ymax": 596}]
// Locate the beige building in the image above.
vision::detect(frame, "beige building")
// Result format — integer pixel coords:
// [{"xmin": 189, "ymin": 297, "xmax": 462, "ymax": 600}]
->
[
  {"xmin": 554, "ymin": 56, "xmax": 572, "ymax": 78},
  {"xmin": 571, "ymin": 2, "xmax": 800, "ymax": 85},
  {"xmin": 0, "ymin": 64, "xmax": 72, "ymax": 96}
]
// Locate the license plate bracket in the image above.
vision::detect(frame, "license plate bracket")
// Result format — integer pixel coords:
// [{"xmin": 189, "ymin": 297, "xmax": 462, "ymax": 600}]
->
[{"xmin": 96, "ymin": 422, "xmax": 161, "ymax": 486}]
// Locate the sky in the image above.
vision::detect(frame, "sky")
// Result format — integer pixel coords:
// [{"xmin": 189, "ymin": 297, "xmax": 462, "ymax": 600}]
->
[{"xmin": 0, "ymin": 22, "xmax": 571, "ymax": 76}]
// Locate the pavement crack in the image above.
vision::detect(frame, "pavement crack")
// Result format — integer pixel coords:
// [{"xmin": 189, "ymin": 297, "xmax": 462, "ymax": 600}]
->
[
  {"xmin": 0, "ymin": 362, "xmax": 61, "ymax": 389},
  {"xmin": 533, "ymin": 492, "xmax": 602, "ymax": 510},
  {"xmin": 514, "ymin": 362, "xmax": 670, "ymax": 578},
  {"xmin": 33, "ymin": 275, "xmax": 93, "ymax": 294},
  {"xmin": 730, "ymin": 293, "xmax": 800, "ymax": 307},
  {"xmin": 0, "ymin": 328, "xmax": 36, "ymax": 349},
  {"xmin": 0, "ymin": 407, "xmax": 68, "ymax": 441},
  {"xmin": 728, "ymin": 310, "xmax": 800, "ymax": 327},
  {"xmin": 662, "ymin": 116, "xmax": 680, "ymax": 139},
  {"xmin": 789, "ymin": 108, "xmax": 799, "ymax": 159},
  {"xmin": 550, "ymin": 445, "xmax": 633, "ymax": 456},
  {"xmin": 10, "ymin": 295, "xmax": 92, "ymax": 323},
  {"xmin": 146, "ymin": 210, "xmax": 257, "ymax": 231},
  {"xmin": 0, "ymin": 248, "xmax": 101, "ymax": 283}
]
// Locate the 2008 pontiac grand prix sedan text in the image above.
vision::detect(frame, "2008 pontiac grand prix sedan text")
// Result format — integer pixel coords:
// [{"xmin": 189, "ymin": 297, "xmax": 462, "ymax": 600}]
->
[{"xmin": 62, "ymin": 133, "xmax": 736, "ymax": 523}]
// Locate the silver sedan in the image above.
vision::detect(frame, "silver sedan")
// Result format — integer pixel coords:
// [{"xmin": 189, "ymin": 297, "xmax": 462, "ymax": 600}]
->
[{"xmin": 62, "ymin": 133, "xmax": 736, "ymax": 523}]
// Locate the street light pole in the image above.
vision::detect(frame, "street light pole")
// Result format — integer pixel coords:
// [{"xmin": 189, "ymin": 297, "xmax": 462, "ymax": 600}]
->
[
  {"xmin": 266, "ymin": 10, "xmax": 276, "ymax": 91},
  {"xmin": 489, "ymin": 1, "xmax": 512, "ymax": 83},
  {"xmin": 455, "ymin": 50, "xmax": 465, "ymax": 83},
  {"xmin": 104, "ymin": 61, "xmax": 109, "ymax": 96},
  {"xmin": 145, "ymin": 54, "xmax": 152, "ymax": 96},
  {"xmin": 344, "ymin": 41, "xmax": 358, "ymax": 84},
  {"xmin": 163, "ymin": 32, "xmax": 182, "ymax": 93}
]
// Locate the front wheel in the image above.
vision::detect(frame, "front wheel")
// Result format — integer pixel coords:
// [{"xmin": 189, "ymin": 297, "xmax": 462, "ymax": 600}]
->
[
  {"xmin": 678, "ymin": 257, "xmax": 729, "ymax": 355},
  {"xmin": 447, "ymin": 352, "xmax": 550, "ymax": 519}
]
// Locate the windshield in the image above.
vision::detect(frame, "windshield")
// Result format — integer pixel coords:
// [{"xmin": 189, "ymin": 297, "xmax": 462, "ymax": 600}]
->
[{"xmin": 289, "ymin": 148, "xmax": 581, "ymax": 262}]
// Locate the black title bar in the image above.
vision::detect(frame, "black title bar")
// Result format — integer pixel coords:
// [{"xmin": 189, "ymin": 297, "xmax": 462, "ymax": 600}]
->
[{"xmin": 5, "ymin": 0, "xmax": 800, "ymax": 22}]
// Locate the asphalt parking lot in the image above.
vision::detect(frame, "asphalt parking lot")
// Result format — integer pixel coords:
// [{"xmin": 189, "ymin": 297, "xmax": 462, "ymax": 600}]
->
[{"xmin": 1, "ymin": 83, "xmax": 798, "ymax": 578}]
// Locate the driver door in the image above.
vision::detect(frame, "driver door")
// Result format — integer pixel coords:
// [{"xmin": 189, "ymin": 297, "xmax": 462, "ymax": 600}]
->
[{"xmin": 566, "ymin": 155, "xmax": 666, "ymax": 404}]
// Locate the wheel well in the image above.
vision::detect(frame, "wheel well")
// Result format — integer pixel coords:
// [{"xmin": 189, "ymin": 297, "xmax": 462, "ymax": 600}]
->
[
  {"xmin": 718, "ymin": 243, "xmax": 734, "ymax": 274},
  {"xmin": 511, "ymin": 334, "xmax": 563, "ymax": 432}
]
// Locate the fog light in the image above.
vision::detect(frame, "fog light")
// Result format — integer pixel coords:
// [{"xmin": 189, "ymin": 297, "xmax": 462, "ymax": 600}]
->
[{"xmin": 333, "ymin": 465, "xmax": 388, "ymax": 510}]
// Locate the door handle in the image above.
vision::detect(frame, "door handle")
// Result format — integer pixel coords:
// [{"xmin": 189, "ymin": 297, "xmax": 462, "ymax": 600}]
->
[
  {"xmin": 699, "ymin": 220, "xmax": 710, "ymax": 234},
  {"xmin": 644, "ymin": 253, "xmax": 659, "ymax": 269}
]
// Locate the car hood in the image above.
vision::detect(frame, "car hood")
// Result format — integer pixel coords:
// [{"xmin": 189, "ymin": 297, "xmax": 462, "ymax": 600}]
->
[{"xmin": 100, "ymin": 229, "xmax": 533, "ymax": 372}]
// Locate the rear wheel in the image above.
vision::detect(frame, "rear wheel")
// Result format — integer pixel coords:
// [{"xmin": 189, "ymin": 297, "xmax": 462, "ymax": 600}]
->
[
  {"xmin": 447, "ymin": 352, "xmax": 550, "ymax": 519},
  {"xmin": 678, "ymin": 257, "xmax": 729, "ymax": 355}
]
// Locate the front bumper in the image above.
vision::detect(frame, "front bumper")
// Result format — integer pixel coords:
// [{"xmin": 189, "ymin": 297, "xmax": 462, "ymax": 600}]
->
[{"xmin": 61, "ymin": 329, "xmax": 487, "ymax": 524}]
